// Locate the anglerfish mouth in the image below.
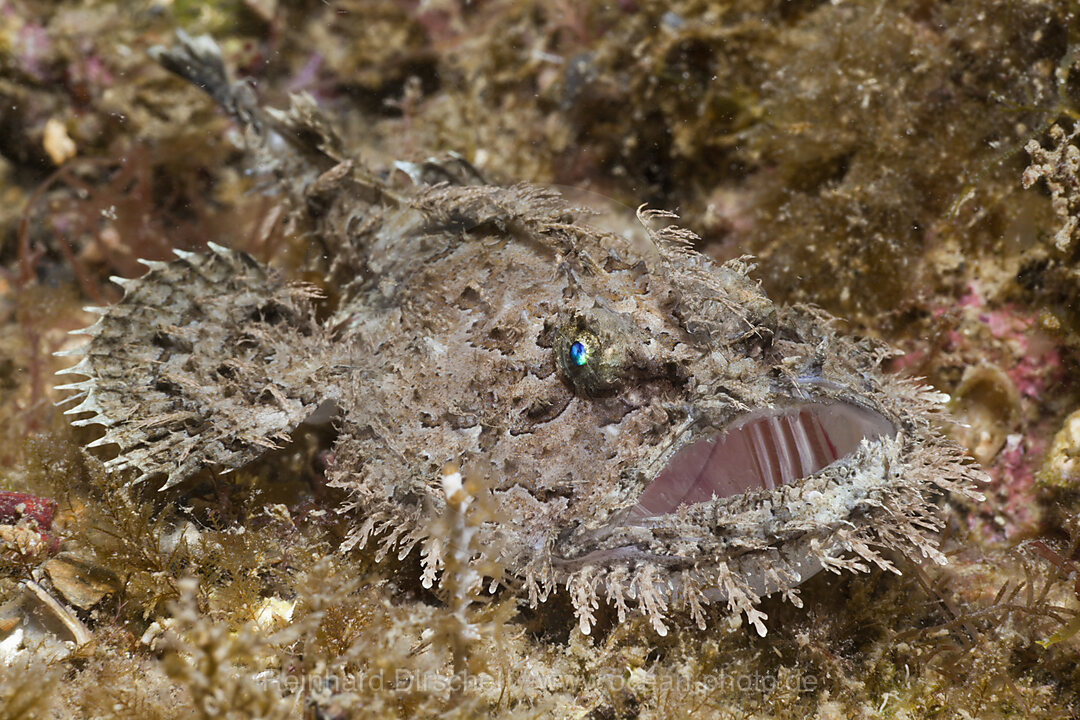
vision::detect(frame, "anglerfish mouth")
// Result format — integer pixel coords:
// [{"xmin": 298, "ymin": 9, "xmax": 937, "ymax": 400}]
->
[{"xmin": 625, "ymin": 401, "xmax": 896, "ymax": 522}]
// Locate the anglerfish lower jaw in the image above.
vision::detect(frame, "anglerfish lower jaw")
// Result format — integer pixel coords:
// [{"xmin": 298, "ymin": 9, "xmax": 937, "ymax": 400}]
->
[
  {"xmin": 551, "ymin": 398, "xmax": 898, "ymax": 566},
  {"xmin": 547, "ymin": 365, "xmax": 982, "ymax": 637}
]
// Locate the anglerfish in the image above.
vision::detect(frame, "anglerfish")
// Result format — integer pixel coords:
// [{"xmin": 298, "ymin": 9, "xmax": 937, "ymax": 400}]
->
[{"xmin": 55, "ymin": 33, "xmax": 984, "ymax": 636}]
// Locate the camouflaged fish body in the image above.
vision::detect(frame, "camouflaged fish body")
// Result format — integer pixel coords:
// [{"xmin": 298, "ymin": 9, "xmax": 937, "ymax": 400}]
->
[{"xmin": 56, "ymin": 34, "xmax": 984, "ymax": 636}]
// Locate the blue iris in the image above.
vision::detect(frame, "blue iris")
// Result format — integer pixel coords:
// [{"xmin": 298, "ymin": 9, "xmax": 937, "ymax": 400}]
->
[{"xmin": 569, "ymin": 341, "xmax": 589, "ymax": 366}]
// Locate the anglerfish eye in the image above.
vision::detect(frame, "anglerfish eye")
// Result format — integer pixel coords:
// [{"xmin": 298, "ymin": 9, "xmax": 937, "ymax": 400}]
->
[
  {"xmin": 554, "ymin": 309, "xmax": 639, "ymax": 395},
  {"xmin": 569, "ymin": 338, "xmax": 592, "ymax": 367}
]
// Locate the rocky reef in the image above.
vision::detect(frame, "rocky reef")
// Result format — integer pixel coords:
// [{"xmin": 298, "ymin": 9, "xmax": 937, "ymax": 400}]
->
[{"xmin": 1, "ymin": 1, "xmax": 1079, "ymax": 718}]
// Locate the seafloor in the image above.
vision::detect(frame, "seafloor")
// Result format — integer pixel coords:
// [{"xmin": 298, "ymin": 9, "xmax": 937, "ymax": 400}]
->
[{"xmin": 1, "ymin": 1, "xmax": 1080, "ymax": 718}]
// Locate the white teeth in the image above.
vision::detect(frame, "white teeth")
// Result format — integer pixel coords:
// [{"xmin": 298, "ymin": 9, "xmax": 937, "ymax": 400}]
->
[
  {"xmin": 787, "ymin": 410, "xmax": 839, "ymax": 479},
  {"xmin": 790, "ymin": 412, "xmax": 816, "ymax": 475},
  {"xmin": 627, "ymin": 401, "xmax": 896, "ymax": 522},
  {"xmin": 742, "ymin": 404, "xmax": 891, "ymax": 492},
  {"xmin": 775, "ymin": 415, "xmax": 801, "ymax": 485},
  {"xmin": 747, "ymin": 414, "xmax": 809, "ymax": 491},
  {"xmin": 751, "ymin": 420, "xmax": 774, "ymax": 490}
]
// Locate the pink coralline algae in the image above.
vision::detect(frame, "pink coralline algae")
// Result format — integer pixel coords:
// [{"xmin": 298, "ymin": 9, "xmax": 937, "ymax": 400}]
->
[
  {"xmin": 0, "ymin": 490, "xmax": 59, "ymax": 553},
  {"xmin": 914, "ymin": 283, "xmax": 1064, "ymax": 537}
]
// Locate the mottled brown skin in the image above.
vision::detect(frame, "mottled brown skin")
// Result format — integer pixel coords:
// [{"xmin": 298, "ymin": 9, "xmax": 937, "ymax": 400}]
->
[{"xmin": 57, "ymin": 34, "xmax": 984, "ymax": 636}]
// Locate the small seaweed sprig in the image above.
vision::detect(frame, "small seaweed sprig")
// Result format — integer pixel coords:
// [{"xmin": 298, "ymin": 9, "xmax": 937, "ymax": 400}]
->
[
  {"xmin": 419, "ymin": 463, "xmax": 510, "ymax": 703},
  {"xmin": 160, "ymin": 578, "xmax": 295, "ymax": 720},
  {"xmin": 1023, "ymin": 122, "xmax": 1080, "ymax": 252},
  {"xmin": 1024, "ymin": 536, "xmax": 1080, "ymax": 647}
]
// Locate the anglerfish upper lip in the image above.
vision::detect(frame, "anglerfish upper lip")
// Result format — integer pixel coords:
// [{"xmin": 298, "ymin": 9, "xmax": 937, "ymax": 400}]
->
[{"xmin": 625, "ymin": 401, "xmax": 896, "ymax": 523}]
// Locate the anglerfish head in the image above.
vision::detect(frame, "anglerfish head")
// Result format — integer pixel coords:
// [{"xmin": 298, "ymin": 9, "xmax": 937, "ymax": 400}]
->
[{"xmin": 386, "ymin": 200, "xmax": 986, "ymax": 636}]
